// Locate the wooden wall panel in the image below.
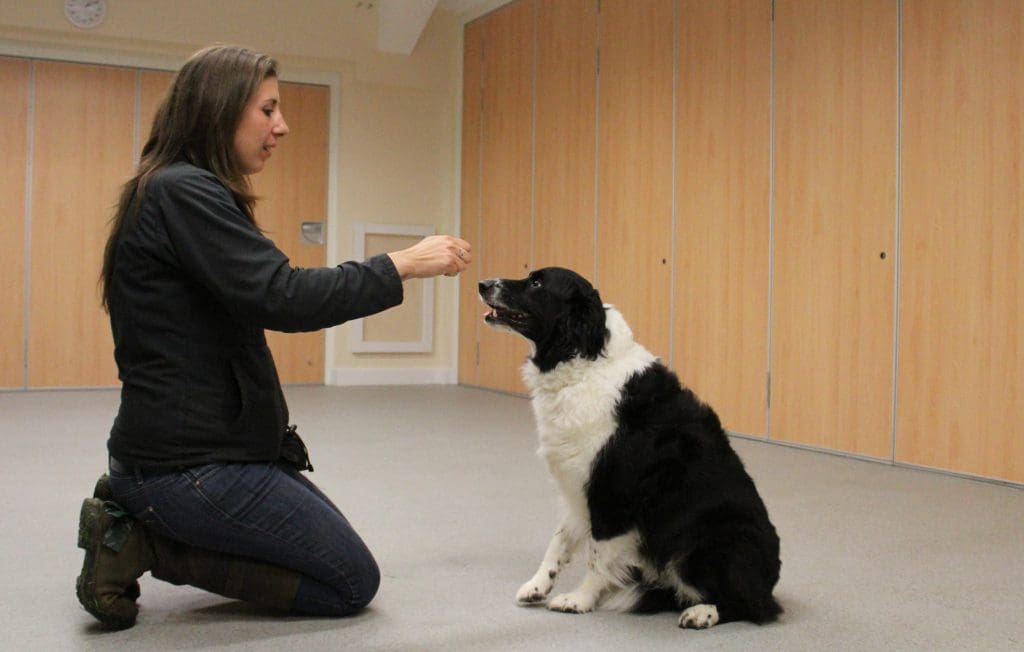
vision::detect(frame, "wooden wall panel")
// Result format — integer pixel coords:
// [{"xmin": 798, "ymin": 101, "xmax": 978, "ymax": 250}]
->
[
  {"xmin": 457, "ymin": 0, "xmax": 1020, "ymax": 484},
  {"xmin": 533, "ymin": 0, "xmax": 598, "ymax": 275},
  {"xmin": 597, "ymin": 0, "xmax": 675, "ymax": 361},
  {"xmin": 675, "ymin": 0, "xmax": 771, "ymax": 436},
  {"xmin": 251, "ymin": 82, "xmax": 330, "ymax": 384},
  {"xmin": 771, "ymin": 0, "xmax": 897, "ymax": 458},
  {"xmin": 476, "ymin": 0, "xmax": 535, "ymax": 393},
  {"xmin": 458, "ymin": 19, "xmax": 484, "ymax": 386},
  {"xmin": 898, "ymin": 0, "xmax": 1024, "ymax": 482},
  {"xmin": 138, "ymin": 70, "xmax": 175, "ymax": 157},
  {"xmin": 0, "ymin": 58, "xmax": 29, "ymax": 388},
  {"xmin": 29, "ymin": 61, "xmax": 134, "ymax": 387}
]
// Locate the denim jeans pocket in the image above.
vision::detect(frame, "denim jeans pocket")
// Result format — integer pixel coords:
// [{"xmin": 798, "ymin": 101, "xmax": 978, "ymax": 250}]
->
[
  {"xmin": 108, "ymin": 467, "xmax": 175, "ymax": 503},
  {"xmin": 183, "ymin": 463, "xmax": 228, "ymax": 487}
]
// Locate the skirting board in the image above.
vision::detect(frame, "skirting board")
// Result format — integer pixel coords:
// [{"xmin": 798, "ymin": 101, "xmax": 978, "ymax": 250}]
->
[{"xmin": 329, "ymin": 367, "xmax": 457, "ymax": 386}]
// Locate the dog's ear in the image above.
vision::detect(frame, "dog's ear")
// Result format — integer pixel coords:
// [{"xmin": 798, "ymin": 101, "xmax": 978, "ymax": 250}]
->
[
  {"xmin": 532, "ymin": 276, "xmax": 608, "ymax": 372},
  {"xmin": 564, "ymin": 286, "xmax": 607, "ymax": 360}
]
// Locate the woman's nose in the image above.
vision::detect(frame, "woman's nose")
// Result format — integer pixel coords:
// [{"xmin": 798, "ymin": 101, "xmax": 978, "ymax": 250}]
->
[{"xmin": 275, "ymin": 115, "xmax": 289, "ymax": 136}]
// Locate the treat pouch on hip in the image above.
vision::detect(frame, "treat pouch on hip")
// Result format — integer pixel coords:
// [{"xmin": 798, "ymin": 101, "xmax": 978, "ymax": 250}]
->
[{"xmin": 279, "ymin": 425, "xmax": 314, "ymax": 472}]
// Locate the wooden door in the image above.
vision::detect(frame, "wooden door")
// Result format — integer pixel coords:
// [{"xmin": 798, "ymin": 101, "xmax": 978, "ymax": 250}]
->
[
  {"xmin": 597, "ymin": 0, "xmax": 675, "ymax": 361},
  {"xmin": 250, "ymin": 81, "xmax": 330, "ymax": 384},
  {"xmin": 771, "ymin": 0, "xmax": 897, "ymax": 458},
  {"xmin": 533, "ymin": 0, "xmax": 598, "ymax": 275},
  {"xmin": 476, "ymin": 0, "xmax": 535, "ymax": 394},
  {"xmin": 898, "ymin": 0, "xmax": 1024, "ymax": 483},
  {"xmin": 675, "ymin": 0, "xmax": 772, "ymax": 436},
  {"xmin": 29, "ymin": 61, "xmax": 134, "ymax": 388},
  {"xmin": 0, "ymin": 58, "xmax": 30, "ymax": 388}
]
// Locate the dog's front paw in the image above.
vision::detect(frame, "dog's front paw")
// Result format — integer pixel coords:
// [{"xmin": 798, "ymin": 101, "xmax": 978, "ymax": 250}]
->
[
  {"xmin": 678, "ymin": 604, "xmax": 719, "ymax": 630},
  {"xmin": 516, "ymin": 577, "xmax": 553, "ymax": 605},
  {"xmin": 547, "ymin": 591, "xmax": 595, "ymax": 614}
]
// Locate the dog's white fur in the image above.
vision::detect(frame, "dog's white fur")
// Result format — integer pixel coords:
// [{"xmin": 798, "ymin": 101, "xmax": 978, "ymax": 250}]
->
[{"xmin": 515, "ymin": 305, "xmax": 715, "ymax": 622}]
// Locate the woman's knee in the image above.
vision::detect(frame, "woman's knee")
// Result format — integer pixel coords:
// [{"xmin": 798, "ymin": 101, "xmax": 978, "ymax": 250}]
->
[
  {"xmin": 291, "ymin": 551, "xmax": 380, "ymax": 617},
  {"xmin": 348, "ymin": 548, "xmax": 381, "ymax": 611}
]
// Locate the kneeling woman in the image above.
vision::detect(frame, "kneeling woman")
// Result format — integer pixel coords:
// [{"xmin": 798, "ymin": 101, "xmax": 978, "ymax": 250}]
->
[{"xmin": 76, "ymin": 44, "xmax": 472, "ymax": 629}]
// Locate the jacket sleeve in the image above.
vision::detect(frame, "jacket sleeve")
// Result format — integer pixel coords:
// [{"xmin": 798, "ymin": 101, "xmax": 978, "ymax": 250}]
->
[{"xmin": 156, "ymin": 167, "xmax": 403, "ymax": 333}]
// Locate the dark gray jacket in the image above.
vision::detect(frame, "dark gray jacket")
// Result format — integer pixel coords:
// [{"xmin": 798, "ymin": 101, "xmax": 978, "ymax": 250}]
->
[{"xmin": 107, "ymin": 162, "xmax": 402, "ymax": 468}]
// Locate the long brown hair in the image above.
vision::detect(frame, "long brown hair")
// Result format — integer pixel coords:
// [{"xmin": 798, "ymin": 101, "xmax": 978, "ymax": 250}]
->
[{"xmin": 100, "ymin": 45, "xmax": 278, "ymax": 310}]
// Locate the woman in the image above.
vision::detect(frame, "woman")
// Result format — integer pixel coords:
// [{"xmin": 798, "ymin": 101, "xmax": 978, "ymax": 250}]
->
[{"xmin": 76, "ymin": 45, "xmax": 472, "ymax": 630}]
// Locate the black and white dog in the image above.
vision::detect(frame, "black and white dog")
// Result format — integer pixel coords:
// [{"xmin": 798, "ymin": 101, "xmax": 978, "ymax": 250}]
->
[{"xmin": 479, "ymin": 267, "xmax": 782, "ymax": 629}]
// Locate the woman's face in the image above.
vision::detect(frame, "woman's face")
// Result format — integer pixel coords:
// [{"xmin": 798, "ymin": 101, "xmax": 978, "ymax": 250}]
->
[{"xmin": 233, "ymin": 76, "xmax": 289, "ymax": 175}]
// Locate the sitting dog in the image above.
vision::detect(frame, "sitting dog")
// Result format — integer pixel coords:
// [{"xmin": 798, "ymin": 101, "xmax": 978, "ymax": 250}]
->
[{"xmin": 479, "ymin": 267, "xmax": 782, "ymax": 629}]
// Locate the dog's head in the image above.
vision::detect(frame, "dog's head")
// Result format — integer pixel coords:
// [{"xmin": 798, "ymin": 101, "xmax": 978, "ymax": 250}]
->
[{"xmin": 479, "ymin": 267, "xmax": 607, "ymax": 372}]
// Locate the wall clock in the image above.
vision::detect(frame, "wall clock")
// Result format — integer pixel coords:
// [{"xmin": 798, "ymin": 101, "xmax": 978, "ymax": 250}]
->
[{"xmin": 64, "ymin": 0, "xmax": 106, "ymax": 29}]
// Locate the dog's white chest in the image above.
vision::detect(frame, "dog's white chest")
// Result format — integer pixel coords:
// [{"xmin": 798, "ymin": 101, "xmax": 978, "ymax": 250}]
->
[
  {"xmin": 525, "ymin": 358, "xmax": 653, "ymax": 485},
  {"xmin": 520, "ymin": 306, "xmax": 657, "ymax": 502}
]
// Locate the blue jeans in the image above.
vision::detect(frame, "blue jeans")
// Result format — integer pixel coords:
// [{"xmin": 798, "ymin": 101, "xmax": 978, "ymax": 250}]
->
[{"xmin": 108, "ymin": 461, "xmax": 380, "ymax": 616}]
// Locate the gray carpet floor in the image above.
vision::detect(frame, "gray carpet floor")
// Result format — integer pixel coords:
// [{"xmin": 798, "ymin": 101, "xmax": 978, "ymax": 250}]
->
[{"xmin": 1, "ymin": 385, "xmax": 1021, "ymax": 651}]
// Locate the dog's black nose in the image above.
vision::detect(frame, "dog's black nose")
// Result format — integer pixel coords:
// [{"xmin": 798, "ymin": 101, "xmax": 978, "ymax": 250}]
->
[{"xmin": 479, "ymin": 279, "xmax": 498, "ymax": 294}]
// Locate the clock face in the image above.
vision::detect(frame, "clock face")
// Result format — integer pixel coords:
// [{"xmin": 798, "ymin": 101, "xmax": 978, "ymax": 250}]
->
[{"xmin": 64, "ymin": 0, "xmax": 106, "ymax": 28}]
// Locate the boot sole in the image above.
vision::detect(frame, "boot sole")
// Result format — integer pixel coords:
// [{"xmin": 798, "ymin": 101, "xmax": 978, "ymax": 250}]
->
[{"xmin": 76, "ymin": 499, "xmax": 136, "ymax": 630}]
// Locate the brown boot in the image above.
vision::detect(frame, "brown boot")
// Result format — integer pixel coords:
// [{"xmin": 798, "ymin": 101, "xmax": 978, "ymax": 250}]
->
[
  {"xmin": 91, "ymin": 474, "xmax": 141, "ymax": 601},
  {"xmin": 148, "ymin": 536, "xmax": 302, "ymax": 612},
  {"xmin": 76, "ymin": 498, "xmax": 154, "ymax": 630},
  {"xmin": 92, "ymin": 473, "xmax": 114, "ymax": 501},
  {"xmin": 78, "ymin": 493, "xmax": 302, "ymax": 623}
]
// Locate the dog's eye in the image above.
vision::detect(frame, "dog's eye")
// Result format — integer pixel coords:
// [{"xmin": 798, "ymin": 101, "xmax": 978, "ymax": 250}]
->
[{"xmin": 531, "ymin": 279, "xmax": 542, "ymax": 288}]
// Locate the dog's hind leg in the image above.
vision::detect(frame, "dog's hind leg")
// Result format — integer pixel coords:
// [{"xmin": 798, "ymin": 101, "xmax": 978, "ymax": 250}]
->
[
  {"xmin": 516, "ymin": 518, "xmax": 584, "ymax": 605},
  {"xmin": 678, "ymin": 604, "xmax": 720, "ymax": 629},
  {"xmin": 674, "ymin": 532, "xmax": 783, "ymax": 627}
]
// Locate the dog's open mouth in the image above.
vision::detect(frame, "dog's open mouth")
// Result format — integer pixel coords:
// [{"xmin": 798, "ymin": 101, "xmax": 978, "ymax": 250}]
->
[
  {"xmin": 485, "ymin": 307, "xmax": 527, "ymax": 323},
  {"xmin": 482, "ymin": 299, "xmax": 528, "ymax": 327}
]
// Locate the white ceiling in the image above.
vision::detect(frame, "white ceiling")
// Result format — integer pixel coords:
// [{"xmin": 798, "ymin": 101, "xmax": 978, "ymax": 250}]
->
[
  {"xmin": 375, "ymin": 0, "xmax": 508, "ymax": 55},
  {"xmin": 376, "ymin": 0, "xmax": 437, "ymax": 55}
]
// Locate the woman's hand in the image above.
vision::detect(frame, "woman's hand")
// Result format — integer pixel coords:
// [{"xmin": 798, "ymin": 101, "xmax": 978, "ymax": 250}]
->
[{"xmin": 388, "ymin": 235, "xmax": 473, "ymax": 280}]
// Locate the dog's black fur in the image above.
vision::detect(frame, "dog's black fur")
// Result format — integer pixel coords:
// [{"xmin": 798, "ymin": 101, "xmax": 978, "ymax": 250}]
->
[
  {"xmin": 482, "ymin": 267, "xmax": 608, "ymax": 372},
  {"xmin": 480, "ymin": 267, "xmax": 782, "ymax": 627}
]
